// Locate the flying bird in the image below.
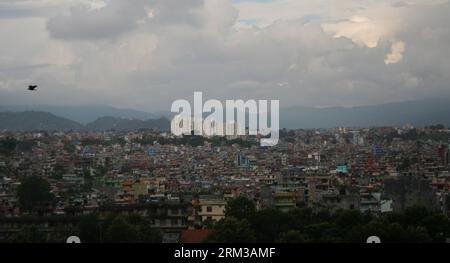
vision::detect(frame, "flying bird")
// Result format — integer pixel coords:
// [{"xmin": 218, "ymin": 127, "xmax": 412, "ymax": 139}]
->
[{"xmin": 28, "ymin": 85, "xmax": 38, "ymax": 91}]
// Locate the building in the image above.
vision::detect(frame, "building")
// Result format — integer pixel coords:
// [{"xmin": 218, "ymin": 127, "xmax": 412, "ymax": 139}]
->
[{"xmin": 194, "ymin": 199, "xmax": 226, "ymax": 223}]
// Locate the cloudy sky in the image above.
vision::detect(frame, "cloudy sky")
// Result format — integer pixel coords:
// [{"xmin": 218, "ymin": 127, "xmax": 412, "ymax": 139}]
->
[{"xmin": 0, "ymin": 0, "xmax": 449, "ymax": 111}]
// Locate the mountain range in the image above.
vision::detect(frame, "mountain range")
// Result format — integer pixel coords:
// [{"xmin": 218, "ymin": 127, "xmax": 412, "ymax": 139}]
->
[
  {"xmin": 0, "ymin": 105, "xmax": 159, "ymax": 124},
  {"xmin": 280, "ymin": 98, "xmax": 450, "ymax": 129},
  {"xmin": 0, "ymin": 98, "xmax": 450, "ymax": 131},
  {"xmin": 0, "ymin": 111, "xmax": 84, "ymax": 131},
  {"xmin": 0, "ymin": 112, "xmax": 169, "ymax": 132}
]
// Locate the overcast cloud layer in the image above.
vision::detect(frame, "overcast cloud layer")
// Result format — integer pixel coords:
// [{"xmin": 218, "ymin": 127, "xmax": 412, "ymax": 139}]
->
[{"xmin": 0, "ymin": 0, "xmax": 449, "ymax": 111}]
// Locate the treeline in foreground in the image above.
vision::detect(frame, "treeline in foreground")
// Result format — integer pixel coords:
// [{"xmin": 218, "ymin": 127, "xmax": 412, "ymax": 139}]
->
[
  {"xmin": 3, "ymin": 197, "xmax": 450, "ymax": 243},
  {"xmin": 205, "ymin": 197, "xmax": 450, "ymax": 243},
  {"xmin": 5, "ymin": 214, "xmax": 163, "ymax": 243}
]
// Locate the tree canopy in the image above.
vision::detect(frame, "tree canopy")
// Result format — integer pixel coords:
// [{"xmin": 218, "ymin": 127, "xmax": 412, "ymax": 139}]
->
[
  {"xmin": 225, "ymin": 196, "xmax": 256, "ymax": 220},
  {"xmin": 17, "ymin": 176, "xmax": 54, "ymax": 212},
  {"xmin": 208, "ymin": 198, "xmax": 450, "ymax": 243},
  {"xmin": 206, "ymin": 217, "xmax": 256, "ymax": 243}
]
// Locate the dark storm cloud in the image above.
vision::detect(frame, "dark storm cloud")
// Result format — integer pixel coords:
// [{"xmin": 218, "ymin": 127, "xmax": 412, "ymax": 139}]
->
[{"xmin": 0, "ymin": 0, "xmax": 449, "ymax": 111}]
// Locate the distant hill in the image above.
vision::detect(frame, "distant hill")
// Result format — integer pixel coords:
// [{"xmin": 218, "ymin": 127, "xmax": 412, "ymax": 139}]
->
[
  {"xmin": 0, "ymin": 105, "xmax": 159, "ymax": 124},
  {"xmin": 1, "ymin": 98, "xmax": 449, "ymax": 131},
  {"xmin": 0, "ymin": 112, "xmax": 170, "ymax": 132},
  {"xmin": 0, "ymin": 111, "xmax": 83, "ymax": 131},
  {"xmin": 85, "ymin": 116, "xmax": 170, "ymax": 131},
  {"xmin": 280, "ymin": 98, "xmax": 450, "ymax": 129}
]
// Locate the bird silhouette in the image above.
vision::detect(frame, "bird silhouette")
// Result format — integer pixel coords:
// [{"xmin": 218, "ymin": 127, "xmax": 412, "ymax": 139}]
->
[{"xmin": 28, "ymin": 85, "xmax": 38, "ymax": 91}]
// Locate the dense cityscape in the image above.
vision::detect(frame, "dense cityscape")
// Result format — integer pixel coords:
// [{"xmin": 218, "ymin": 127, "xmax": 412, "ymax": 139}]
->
[
  {"xmin": 2, "ymin": 2, "xmax": 450, "ymax": 262},
  {"xmin": 1, "ymin": 124, "xmax": 449, "ymax": 243}
]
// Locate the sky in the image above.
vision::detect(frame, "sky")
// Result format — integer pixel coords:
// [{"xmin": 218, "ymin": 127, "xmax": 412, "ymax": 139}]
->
[{"xmin": 0, "ymin": 0, "xmax": 449, "ymax": 112}]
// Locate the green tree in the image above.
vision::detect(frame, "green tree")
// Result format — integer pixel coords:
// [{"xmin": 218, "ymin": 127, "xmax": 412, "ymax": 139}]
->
[
  {"xmin": 206, "ymin": 217, "xmax": 256, "ymax": 243},
  {"xmin": 421, "ymin": 213, "xmax": 450, "ymax": 242},
  {"xmin": 403, "ymin": 206, "xmax": 432, "ymax": 226},
  {"xmin": 103, "ymin": 214, "xmax": 162, "ymax": 243},
  {"xmin": 383, "ymin": 223, "xmax": 420, "ymax": 243},
  {"xmin": 251, "ymin": 209, "xmax": 288, "ymax": 242},
  {"xmin": 303, "ymin": 223, "xmax": 343, "ymax": 243},
  {"xmin": 136, "ymin": 224, "xmax": 163, "ymax": 243},
  {"xmin": 78, "ymin": 214, "xmax": 102, "ymax": 243},
  {"xmin": 334, "ymin": 209, "xmax": 366, "ymax": 231},
  {"xmin": 225, "ymin": 196, "xmax": 256, "ymax": 221},
  {"xmin": 286, "ymin": 208, "xmax": 314, "ymax": 230},
  {"xmin": 347, "ymin": 220, "xmax": 387, "ymax": 243},
  {"xmin": 201, "ymin": 217, "xmax": 216, "ymax": 229},
  {"xmin": 9, "ymin": 225, "xmax": 46, "ymax": 243},
  {"xmin": 0, "ymin": 137, "xmax": 17, "ymax": 155},
  {"xmin": 404, "ymin": 226, "xmax": 432, "ymax": 243},
  {"xmin": 126, "ymin": 214, "xmax": 163, "ymax": 243},
  {"xmin": 104, "ymin": 216, "xmax": 138, "ymax": 243},
  {"xmin": 17, "ymin": 176, "xmax": 54, "ymax": 212},
  {"xmin": 276, "ymin": 230, "xmax": 309, "ymax": 243}
]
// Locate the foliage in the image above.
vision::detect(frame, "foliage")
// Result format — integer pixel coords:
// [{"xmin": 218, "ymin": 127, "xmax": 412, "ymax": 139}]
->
[
  {"xmin": 17, "ymin": 176, "xmax": 54, "ymax": 212},
  {"xmin": 78, "ymin": 214, "xmax": 102, "ymax": 243},
  {"xmin": 276, "ymin": 230, "xmax": 309, "ymax": 243},
  {"xmin": 8, "ymin": 225, "xmax": 47, "ymax": 243},
  {"xmin": 74, "ymin": 213, "xmax": 164, "ymax": 243},
  {"xmin": 210, "ymin": 198, "xmax": 450, "ymax": 243},
  {"xmin": 206, "ymin": 217, "xmax": 256, "ymax": 243},
  {"xmin": 0, "ymin": 137, "xmax": 17, "ymax": 155},
  {"xmin": 225, "ymin": 196, "xmax": 256, "ymax": 220}
]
